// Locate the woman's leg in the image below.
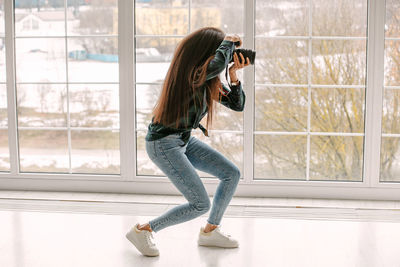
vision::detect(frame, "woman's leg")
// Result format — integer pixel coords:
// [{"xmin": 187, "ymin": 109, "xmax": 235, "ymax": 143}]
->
[
  {"xmin": 184, "ymin": 136, "xmax": 241, "ymax": 227},
  {"xmin": 145, "ymin": 135, "xmax": 211, "ymax": 233}
]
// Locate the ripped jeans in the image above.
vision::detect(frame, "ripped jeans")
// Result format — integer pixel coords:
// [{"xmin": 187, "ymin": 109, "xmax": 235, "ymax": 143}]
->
[{"xmin": 145, "ymin": 132, "xmax": 241, "ymax": 233}]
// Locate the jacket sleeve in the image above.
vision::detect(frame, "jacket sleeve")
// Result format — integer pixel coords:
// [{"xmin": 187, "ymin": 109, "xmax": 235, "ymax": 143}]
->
[
  {"xmin": 218, "ymin": 82, "xmax": 246, "ymax": 111},
  {"xmin": 205, "ymin": 40, "xmax": 235, "ymax": 81}
]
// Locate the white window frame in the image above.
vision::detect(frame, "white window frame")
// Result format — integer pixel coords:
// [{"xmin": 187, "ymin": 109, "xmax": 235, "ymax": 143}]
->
[{"xmin": 2, "ymin": 0, "xmax": 400, "ymax": 201}]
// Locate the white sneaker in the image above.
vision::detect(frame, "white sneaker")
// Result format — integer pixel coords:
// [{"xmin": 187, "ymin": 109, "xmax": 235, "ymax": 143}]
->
[
  {"xmin": 126, "ymin": 223, "xmax": 159, "ymax": 257},
  {"xmin": 198, "ymin": 225, "xmax": 239, "ymax": 248}
]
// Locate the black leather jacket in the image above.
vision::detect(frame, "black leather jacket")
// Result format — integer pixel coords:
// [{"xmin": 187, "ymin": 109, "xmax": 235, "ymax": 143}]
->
[{"xmin": 145, "ymin": 40, "xmax": 246, "ymax": 145}]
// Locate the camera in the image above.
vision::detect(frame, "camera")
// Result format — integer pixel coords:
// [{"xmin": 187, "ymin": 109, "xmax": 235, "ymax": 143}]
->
[{"xmin": 229, "ymin": 41, "xmax": 256, "ymax": 65}]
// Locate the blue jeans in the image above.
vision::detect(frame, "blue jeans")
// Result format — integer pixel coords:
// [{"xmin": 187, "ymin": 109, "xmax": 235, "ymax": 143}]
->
[{"xmin": 145, "ymin": 132, "xmax": 241, "ymax": 233}]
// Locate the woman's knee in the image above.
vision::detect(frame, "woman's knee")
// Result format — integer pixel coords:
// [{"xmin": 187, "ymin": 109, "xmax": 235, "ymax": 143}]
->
[
  {"xmin": 226, "ymin": 166, "xmax": 241, "ymax": 183},
  {"xmin": 192, "ymin": 196, "xmax": 211, "ymax": 214}
]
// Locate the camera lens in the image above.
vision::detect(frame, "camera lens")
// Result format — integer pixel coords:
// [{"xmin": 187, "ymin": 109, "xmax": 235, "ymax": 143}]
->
[{"xmin": 230, "ymin": 49, "xmax": 256, "ymax": 65}]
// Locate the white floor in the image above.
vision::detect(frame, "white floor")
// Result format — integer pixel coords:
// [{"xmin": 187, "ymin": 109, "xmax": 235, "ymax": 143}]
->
[{"xmin": 1, "ymin": 191, "xmax": 400, "ymax": 267}]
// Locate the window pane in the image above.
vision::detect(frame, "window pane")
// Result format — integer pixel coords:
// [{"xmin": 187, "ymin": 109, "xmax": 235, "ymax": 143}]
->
[
  {"xmin": 69, "ymin": 84, "xmax": 119, "ymax": 128},
  {"xmin": 135, "ymin": 37, "xmax": 181, "ymax": 83},
  {"xmin": 67, "ymin": 37, "xmax": 118, "ymax": 82},
  {"xmin": 385, "ymin": 0, "xmax": 400, "ymax": 38},
  {"xmin": 71, "ymin": 130, "xmax": 120, "ymax": 174},
  {"xmin": 0, "ymin": 0, "xmax": 4, "ymax": 36},
  {"xmin": 0, "ymin": 37, "xmax": 4, "ymax": 83},
  {"xmin": 312, "ymin": 40, "xmax": 367, "ymax": 85},
  {"xmin": 17, "ymin": 84, "xmax": 67, "ymax": 127},
  {"xmin": 381, "ymin": 2, "xmax": 400, "ymax": 182},
  {"xmin": 311, "ymin": 88, "xmax": 365, "ymax": 133},
  {"xmin": 135, "ymin": 0, "xmax": 188, "ymax": 35},
  {"xmin": 256, "ymin": 0, "xmax": 308, "ymax": 37},
  {"xmin": 19, "ymin": 130, "xmax": 69, "ymax": 173},
  {"xmin": 255, "ymin": 86, "xmax": 307, "ymax": 132},
  {"xmin": 254, "ymin": 135, "xmax": 307, "ymax": 180},
  {"xmin": 310, "ymin": 136, "xmax": 363, "ymax": 181},
  {"xmin": 67, "ymin": 0, "xmax": 118, "ymax": 36},
  {"xmin": 15, "ymin": 1, "xmax": 66, "ymax": 37},
  {"xmin": 380, "ymin": 137, "xmax": 400, "ymax": 181},
  {"xmin": 191, "ymin": 0, "xmax": 243, "ymax": 35},
  {"xmin": 255, "ymin": 39, "xmax": 308, "ymax": 84},
  {"xmin": 382, "ymin": 89, "xmax": 400, "ymax": 134},
  {"xmin": 312, "ymin": 0, "xmax": 367, "ymax": 37},
  {"xmin": 0, "ymin": 129, "xmax": 9, "ymax": 171},
  {"xmin": 135, "ymin": 84, "xmax": 160, "ymax": 131},
  {"xmin": 0, "ymin": 84, "xmax": 7, "ymax": 126},
  {"xmin": 384, "ymin": 40, "xmax": 400, "ymax": 87},
  {"xmin": 16, "ymin": 38, "xmax": 66, "ymax": 83}
]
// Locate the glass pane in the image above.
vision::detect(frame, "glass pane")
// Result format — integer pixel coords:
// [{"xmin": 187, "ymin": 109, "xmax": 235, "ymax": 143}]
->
[
  {"xmin": 0, "ymin": 37, "xmax": 5, "ymax": 83},
  {"xmin": 191, "ymin": 0, "xmax": 243, "ymax": 35},
  {"xmin": 135, "ymin": 0, "xmax": 188, "ymax": 35},
  {"xmin": 0, "ymin": 84, "xmax": 7, "ymax": 126},
  {"xmin": 311, "ymin": 88, "xmax": 365, "ymax": 133},
  {"xmin": 312, "ymin": 0, "xmax": 367, "ymax": 37},
  {"xmin": 255, "ymin": 86, "xmax": 307, "ymax": 132},
  {"xmin": 312, "ymin": 40, "xmax": 367, "ymax": 85},
  {"xmin": 136, "ymin": 84, "xmax": 160, "ymax": 131},
  {"xmin": 17, "ymin": 84, "xmax": 67, "ymax": 127},
  {"xmin": 385, "ymin": 0, "xmax": 400, "ymax": 38},
  {"xmin": 16, "ymin": 38, "xmax": 66, "ymax": 83},
  {"xmin": 0, "ymin": 129, "xmax": 9, "ymax": 172},
  {"xmin": 71, "ymin": 130, "xmax": 120, "ymax": 174},
  {"xmin": 198, "ymin": 104, "xmax": 243, "ymax": 131},
  {"xmin": 19, "ymin": 130, "xmax": 69, "ymax": 173},
  {"xmin": 254, "ymin": 135, "xmax": 307, "ymax": 180},
  {"xmin": 309, "ymin": 136, "xmax": 363, "ymax": 181},
  {"xmin": 67, "ymin": 37, "xmax": 118, "ymax": 82},
  {"xmin": 380, "ymin": 137, "xmax": 400, "ymax": 181},
  {"xmin": 0, "ymin": 0, "xmax": 4, "ymax": 36},
  {"xmin": 67, "ymin": 0, "xmax": 118, "ymax": 36},
  {"xmin": 15, "ymin": 0, "xmax": 65, "ymax": 37},
  {"xmin": 255, "ymin": 39, "xmax": 308, "ymax": 84},
  {"xmin": 135, "ymin": 37, "xmax": 181, "ymax": 83},
  {"xmin": 382, "ymin": 89, "xmax": 400, "ymax": 134},
  {"xmin": 189, "ymin": 131, "xmax": 243, "ymax": 179},
  {"xmin": 136, "ymin": 130, "xmax": 164, "ymax": 176},
  {"xmin": 384, "ymin": 40, "xmax": 400, "ymax": 87},
  {"xmin": 256, "ymin": 0, "xmax": 308, "ymax": 37},
  {"xmin": 69, "ymin": 84, "xmax": 119, "ymax": 128}
]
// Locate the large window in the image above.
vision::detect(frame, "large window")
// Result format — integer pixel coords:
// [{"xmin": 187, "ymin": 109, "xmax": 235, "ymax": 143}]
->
[
  {"xmin": 1, "ymin": 0, "xmax": 400, "ymax": 198},
  {"xmin": 14, "ymin": 0, "xmax": 120, "ymax": 174},
  {"xmin": 254, "ymin": 0, "xmax": 367, "ymax": 181},
  {"xmin": 381, "ymin": 0, "xmax": 400, "ymax": 181}
]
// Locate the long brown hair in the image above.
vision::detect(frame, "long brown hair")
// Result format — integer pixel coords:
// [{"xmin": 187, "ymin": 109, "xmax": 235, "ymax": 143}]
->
[{"xmin": 152, "ymin": 27, "xmax": 226, "ymax": 130}]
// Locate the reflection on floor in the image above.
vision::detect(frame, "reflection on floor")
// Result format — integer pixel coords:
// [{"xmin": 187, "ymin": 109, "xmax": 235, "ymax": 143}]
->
[{"xmin": 1, "ymin": 191, "xmax": 400, "ymax": 267}]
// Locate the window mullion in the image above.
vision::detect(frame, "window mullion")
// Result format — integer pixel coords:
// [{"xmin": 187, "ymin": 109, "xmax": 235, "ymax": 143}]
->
[
  {"xmin": 243, "ymin": 0, "xmax": 255, "ymax": 183},
  {"xmin": 5, "ymin": 0, "xmax": 19, "ymax": 175},
  {"xmin": 119, "ymin": 0, "xmax": 135, "ymax": 180},
  {"xmin": 364, "ymin": 0, "xmax": 386, "ymax": 187}
]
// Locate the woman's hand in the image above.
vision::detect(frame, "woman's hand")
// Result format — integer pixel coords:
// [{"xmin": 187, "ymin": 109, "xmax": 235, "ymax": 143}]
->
[
  {"xmin": 224, "ymin": 34, "xmax": 242, "ymax": 47},
  {"xmin": 228, "ymin": 52, "xmax": 250, "ymax": 82}
]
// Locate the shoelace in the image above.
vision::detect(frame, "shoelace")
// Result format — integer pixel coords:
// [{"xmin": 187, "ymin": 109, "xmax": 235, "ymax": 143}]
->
[
  {"xmin": 215, "ymin": 227, "xmax": 231, "ymax": 238},
  {"xmin": 144, "ymin": 231, "xmax": 155, "ymax": 247}
]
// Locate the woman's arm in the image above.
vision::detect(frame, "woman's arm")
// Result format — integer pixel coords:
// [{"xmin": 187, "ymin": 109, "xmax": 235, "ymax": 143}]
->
[
  {"xmin": 205, "ymin": 40, "xmax": 235, "ymax": 81},
  {"xmin": 218, "ymin": 82, "xmax": 246, "ymax": 111}
]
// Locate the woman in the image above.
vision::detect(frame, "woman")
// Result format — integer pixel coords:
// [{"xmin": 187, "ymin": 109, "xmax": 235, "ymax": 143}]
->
[{"xmin": 126, "ymin": 27, "xmax": 250, "ymax": 257}]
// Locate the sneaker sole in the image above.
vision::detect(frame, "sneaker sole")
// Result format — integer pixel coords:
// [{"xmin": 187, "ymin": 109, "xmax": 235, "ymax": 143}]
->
[
  {"xmin": 198, "ymin": 239, "xmax": 239, "ymax": 248},
  {"xmin": 126, "ymin": 229, "xmax": 159, "ymax": 257}
]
